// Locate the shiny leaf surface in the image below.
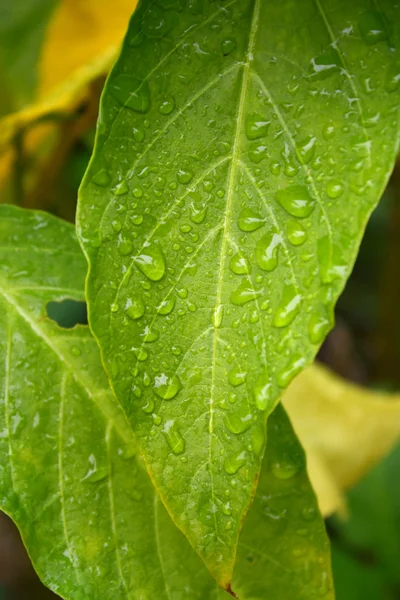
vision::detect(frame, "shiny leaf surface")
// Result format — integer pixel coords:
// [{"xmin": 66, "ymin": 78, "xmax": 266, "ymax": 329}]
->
[
  {"xmin": 0, "ymin": 206, "xmax": 333, "ymax": 599},
  {"xmin": 77, "ymin": 0, "xmax": 400, "ymax": 583}
]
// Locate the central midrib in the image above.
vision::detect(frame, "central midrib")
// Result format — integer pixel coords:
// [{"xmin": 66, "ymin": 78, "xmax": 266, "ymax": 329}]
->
[{"xmin": 207, "ymin": 0, "xmax": 261, "ymax": 562}]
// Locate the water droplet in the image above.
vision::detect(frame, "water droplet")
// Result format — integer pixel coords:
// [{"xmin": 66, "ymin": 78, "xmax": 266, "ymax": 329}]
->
[
  {"xmin": 271, "ymin": 458, "xmax": 300, "ymax": 480},
  {"xmin": 142, "ymin": 398, "xmax": 154, "ymax": 414},
  {"xmin": 309, "ymin": 48, "xmax": 340, "ymax": 80},
  {"xmin": 238, "ymin": 208, "xmax": 264, "ymax": 232},
  {"xmin": 153, "ymin": 414, "xmax": 162, "ymax": 426},
  {"xmin": 256, "ymin": 232, "xmax": 281, "ymax": 271},
  {"xmin": 112, "ymin": 219, "xmax": 122, "ymax": 233},
  {"xmin": 176, "ymin": 286, "xmax": 188, "ymax": 299},
  {"xmin": 231, "ymin": 280, "xmax": 263, "ymax": 306},
  {"xmin": 134, "ymin": 348, "xmax": 148, "ymax": 362},
  {"xmin": 177, "ymin": 169, "xmax": 193, "ymax": 184},
  {"xmin": 386, "ymin": 62, "xmax": 400, "ymax": 92},
  {"xmin": 297, "ymin": 135, "xmax": 316, "ymax": 164},
  {"xmin": 251, "ymin": 426, "xmax": 265, "ymax": 455},
  {"xmin": 189, "ymin": 202, "xmax": 207, "ymax": 224},
  {"xmin": 118, "ymin": 238, "xmax": 133, "ymax": 256},
  {"xmin": 82, "ymin": 455, "xmax": 109, "ymax": 483},
  {"xmin": 224, "ymin": 450, "xmax": 247, "ymax": 474},
  {"xmin": 125, "ymin": 297, "xmax": 145, "ymax": 320},
  {"xmin": 114, "ymin": 180, "xmax": 128, "ymax": 196},
  {"xmin": 287, "ymin": 221, "xmax": 307, "ymax": 246},
  {"xmin": 221, "ymin": 39, "xmax": 236, "ymax": 55},
  {"xmin": 163, "ymin": 420, "xmax": 185, "ymax": 454},
  {"xmin": 308, "ymin": 310, "xmax": 332, "ymax": 344},
  {"xmin": 228, "ymin": 367, "xmax": 247, "ymax": 387},
  {"xmin": 153, "ymin": 373, "xmax": 182, "ymax": 399},
  {"xmin": 212, "ymin": 304, "xmax": 223, "ymax": 328},
  {"xmin": 253, "ymin": 372, "xmax": 274, "ymax": 411},
  {"xmin": 229, "ymin": 252, "xmax": 250, "ymax": 275},
  {"xmin": 326, "ymin": 180, "xmax": 343, "ymax": 199},
  {"xmin": 111, "ymin": 303, "xmax": 119, "ymax": 313},
  {"xmin": 131, "ymin": 213, "xmax": 144, "ymax": 225},
  {"xmin": 135, "ymin": 243, "xmax": 166, "ymax": 281},
  {"xmin": 133, "ymin": 127, "xmax": 144, "ymax": 142},
  {"xmin": 157, "ymin": 297, "xmax": 175, "ymax": 315},
  {"xmin": 358, "ymin": 10, "xmax": 388, "ymax": 45},
  {"xmin": 159, "ymin": 96, "xmax": 175, "ymax": 115},
  {"xmin": 277, "ymin": 355, "xmax": 306, "ymax": 388},
  {"xmin": 245, "ymin": 114, "xmax": 271, "ymax": 140},
  {"xmin": 113, "ymin": 77, "xmax": 151, "ymax": 113},
  {"xmin": 273, "ymin": 285, "xmax": 302, "ymax": 327},
  {"xmin": 92, "ymin": 169, "xmax": 111, "ymax": 187},
  {"xmin": 71, "ymin": 345, "xmax": 81, "ymax": 357},
  {"xmin": 225, "ymin": 406, "xmax": 253, "ymax": 434},
  {"xmin": 276, "ymin": 185, "xmax": 315, "ymax": 218},
  {"xmin": 141, "ymin": 325, "xmax": 159, "ymax": 343}
]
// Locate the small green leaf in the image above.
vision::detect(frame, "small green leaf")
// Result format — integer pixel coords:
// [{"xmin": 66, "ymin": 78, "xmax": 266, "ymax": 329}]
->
[
  {"xmin": 0, "ymin": 207, "xmax": 333, "ymax": 597},
  {"xmin": 77, "ymin": 0, "xmax": 400, "ymax": 583}
]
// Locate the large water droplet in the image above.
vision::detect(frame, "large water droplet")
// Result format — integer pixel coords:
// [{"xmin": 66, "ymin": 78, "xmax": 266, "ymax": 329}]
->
[
  {"xmin": 177, "ymin": 169, "xmax": 193, "ymax": 184},
  {"xmin": 221, "ymin": 39, "xmax": 236, "ymax": 55},
  {"xmin": 153, "ymin": 373, "xmax": 182, "ymax": 399},
  {"xmin": 277, "ymin": 355, "xmax": 306, "ymax": 388},
  {"xmin": 157, "ymin": 297, "xmax": 175, "ymax": 315},
  {"xmin": 287, "ymin": 221, "xmax": 307, "ymax": 246},
  {"xmin": 141, "ymin": 325, "xmax": 159, "ymax": 343},
  {"xmin": 212, "ymin": 304, "xmax": 223, "ymax": 328},
  {"xmin": 125, "ymin": 297, "xmax": 145, "ymax": 320},
  {"xmin": 229, "ymin": 252, "xmax": 250, "ymax": 275},
  {"xmin": 271, "ymin": 458, "xmax": 300, "ymax": 480},
  {"xmin": 308, "ymin": 310, "xmax": 332, "ymax": 344},
  {"xmin": 225, "ymin": 406, "xmax": 253, "ymax": 434},
  {"xmin": 159, "ymin": 96, "xmax": 175, "ymax": 115},
  {"xmin": 358, "ymin": 10, "xmax": 389, "ymax": 45},
  {"xmin": 163, "ymin": 420, "xmax": 185, "ymax": 454},
  {"xmin": 297, "ymin": 135, "xmax": 316, "ymax": 164},
  {"xmin": 309, "ymin": 48, "xmax": 340, "ymax": 80},
  {"xmin": 230, "ymin": 280, "xmax": 263, "ymax": 306},
  {"xmin": 82, "ymin": 455, "xmax": 109, "ymax": 483},
  {"xmin": 92, "ymin": 169, "xmax": 111, "ymax": 187},
  {"xmin": 251, "ymin": 426, "xmax": 265, "ymax": 455},
  {"xmin": 112, "ymin": 77, "xmax": 151, "ymax": 113},
  {"xmin": 238, "ymin": 208, "xmax": 265, "ymax": 232},
  {"xmin": 224, "ymin": 450, "xmax": 247, "ymax": 474},
  {"xmin": 189, "ymin": 203, "xmax": 208, "ymax": 224},
  {"xmin": 326, "ymin": 180, "xmax": 343, "ymax": 199},
  {"xmin": 273, "ymin": 284, "xmax": 302, "ymax": 327},
  {"xmin": 135, "ymin": 243, "xmax": 166, "ymax": 281},
  {"xmin": 256, "ymin": 232, "xmax": 281, "ymax": 271},
  {"xmin": 253, "ymin": 372, "xmax": 274, "ymax": 411},
  {"xmin": 228, "ymin": 367, "xmax": 247, "ymax": 387},
  {"xmin": 245, "ymin": 113, "xmax": 271, "ymax": 140},
  {"xmin": 276, "ymin": 185, "xmax": 315, "ymax": 218}
]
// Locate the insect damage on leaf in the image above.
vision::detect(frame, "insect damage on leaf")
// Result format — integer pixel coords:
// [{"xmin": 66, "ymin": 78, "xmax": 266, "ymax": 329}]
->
[{"xmin": 77, "ymin": 0, "xmax": 400, "ymax": 585}]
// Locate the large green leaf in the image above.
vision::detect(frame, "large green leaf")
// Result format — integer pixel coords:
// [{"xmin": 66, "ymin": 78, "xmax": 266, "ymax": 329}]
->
[
  {"xmin": 0, "ymin": 206, "xmax": 333, "ymax": 599},
  {"xmin": 77, "ymin": 0, "xmax": 400, "ymax": 583}
]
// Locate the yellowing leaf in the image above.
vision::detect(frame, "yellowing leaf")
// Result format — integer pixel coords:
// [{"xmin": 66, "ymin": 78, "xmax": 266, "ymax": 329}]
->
[
  {"xmin": 0, "ymin": 0, "xmax": 137, "ymax": 188},
  {"xmin": 284, "ymin": 363, "xmax": 400, "ymax": 516}
]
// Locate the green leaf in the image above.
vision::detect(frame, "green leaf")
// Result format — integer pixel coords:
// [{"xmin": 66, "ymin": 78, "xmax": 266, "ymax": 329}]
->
[
  {"xmin": 77, "ymin": 0, "xmax": 400, "ymax": 583},
  {"xmin": 0, "ymin": 207, "xmax": 333, "ymax": 599}
]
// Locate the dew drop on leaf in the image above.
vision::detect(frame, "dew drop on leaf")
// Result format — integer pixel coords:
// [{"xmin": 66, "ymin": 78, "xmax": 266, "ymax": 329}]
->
[
  {"xmin": 277, "ymin": 355, "xmax": 306, "ymax": 388},
  {"xmin": 358, "ymin": 10, "xmax": 389, "ymax": 45},
  {"xmin": 237, "ymin": 208, "xmax": 265, "ymax": 232},
  {"xmin": 287, "ymin": 221, "xmax": 307, "ymax": 246},
  {"xmin": 159, "ymin": 96, "xmax": 175, "ymax": 115},
  {"xmin": 228, "ymin": 367, "xmax": 247, "ymax": 387},
  {"xmin": 229, "ymin": 252, "xmax": 250, "ymax": 274},
  {"xmin": 224, "ymin": 450, "xmax": 247, "ymax": 475},
  {"xmin": 125, "ymin": 297, "xmax": 145, "ymax": 320},
  {"xmin": 177, "ymin": 169, "xmax": 193, "ymax": 184},
  {"xmin": 256, "ymin": 232, "xmax": 281, "ymax": 271},
  {"xmin": 224, "ymin": 406, "xmax": 253, "ymax": 434},
  {"xmin": 326, "ymin": 180, "xmax": 344, "ymax": 199},
  {"xmin": 163, "ymin": 420, "xmax": 185, "ymax": 454},
  {"xmin": 245, "ymin": 113, "xmax": 271, "ymax": 140},
  {"xmin": 253, "ymin": 372, "xmax": 274, "ymax": 411},
  {"xmin": 276, "ymin": 184, "xmax": 315, "ymax": 218},
  {"xmin": 273, "ymin": 284, "xmax": 302, "ymax": 328},
  {"xmin": 157, "ymin": 297, "xmax": 175, "ymax": 315},
  {"xmin": 230, "ymin": 280, "xmax": 263, "ymax": 306},
  {"xmin": 212, "ymin": 304, "xmax": 223, "ymax": 328},
  {"xmin": 135, "ymin": 243, "xmax": 166, "ymax": 281},
  {"xmin": 153, "ymin": 373, "xmax": 182, "ymax": 399}
]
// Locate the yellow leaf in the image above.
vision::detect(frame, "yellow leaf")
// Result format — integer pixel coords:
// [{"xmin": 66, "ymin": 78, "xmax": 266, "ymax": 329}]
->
[{"xmin": 283, "ymin": 363, "xmax": 400, "ymax": 516}]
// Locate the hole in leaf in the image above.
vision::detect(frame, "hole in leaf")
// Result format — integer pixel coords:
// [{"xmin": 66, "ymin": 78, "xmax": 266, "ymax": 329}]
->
[{"xmin": 46, "ymin": 300, "xmax": 88, "ymax": 329}]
